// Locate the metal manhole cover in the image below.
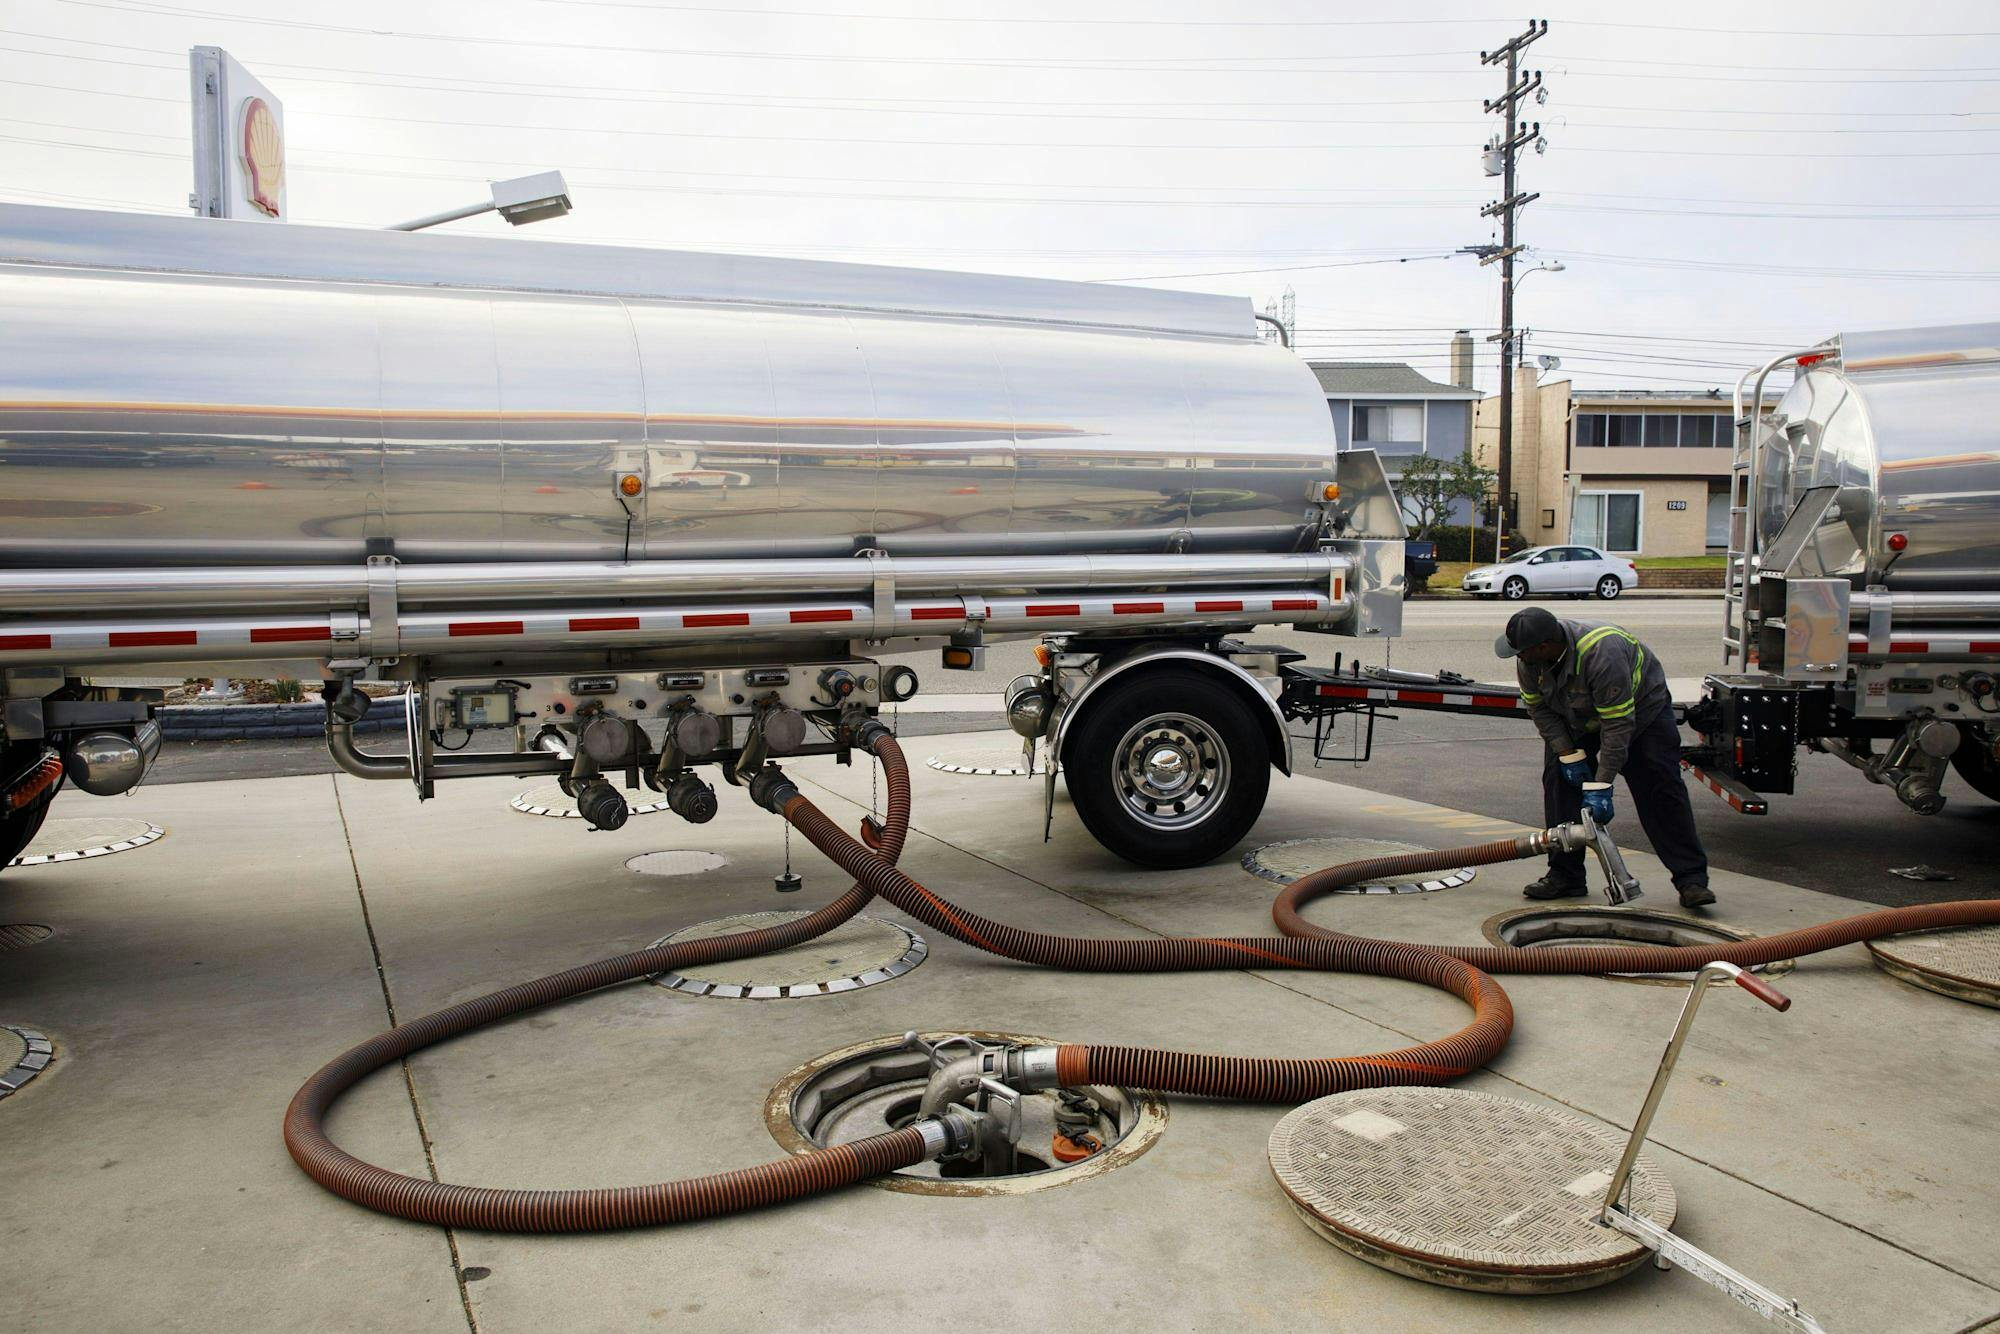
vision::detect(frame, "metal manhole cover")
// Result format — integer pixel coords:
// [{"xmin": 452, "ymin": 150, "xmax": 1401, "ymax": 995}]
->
[
  {"xmin": 624, "ymin": 850, "xmax": 729, "ymax": 878},
  {"xmin": 510, "ymin": 783, "xmax": 672, "ymax": 819},
  {"xmin": 1269, "ymin": 1087, "xmax": 1674, "ymax": 1294},
  {"xmin": 1867, "ymin": 923, "xmax": 2000, "ymax": 1009},
  {"xmin": 1243, "ymin": 836, "xmax": 1475, "ymax": 893},
  {"xmin": 648, "ymin": 910, "xmax": 925, "ymax": 998},
  {"xmin": 10, "ymin": 817, "xmax": 164, "ymax": 867},
  {"xmin": 0, "ymin": 1026, "xmax": 55, "ymax": 1100},
  {"xmin": 0, "ymin": 924, "xmax": 53, "ymax": 950},
  {"xmin": 766, "ymin": 1031, "xmax": 1168, "ymax": 1196},
  {"xmin": 1482, "ymin": 905, "xmax": 1794, "ymax": 986},
  {"xmin": 925, "ymin": 740, "xmax": 1045, "ymax": 777}
]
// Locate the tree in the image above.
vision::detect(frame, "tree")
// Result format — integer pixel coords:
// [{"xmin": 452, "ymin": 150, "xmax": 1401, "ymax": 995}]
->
[{"xmin": 1397, "ymin": 450, "xmax": 1496, "ymax": 538}]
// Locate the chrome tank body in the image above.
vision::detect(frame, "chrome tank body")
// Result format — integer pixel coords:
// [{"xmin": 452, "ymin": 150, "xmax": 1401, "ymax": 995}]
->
[
  {"xmin": 1754, "ymin": 322, "xmax": 2000, "ymax": 592},
  {"xmin": 0, "ymin": 204, "xmax": 1335, "ymax": 570}
]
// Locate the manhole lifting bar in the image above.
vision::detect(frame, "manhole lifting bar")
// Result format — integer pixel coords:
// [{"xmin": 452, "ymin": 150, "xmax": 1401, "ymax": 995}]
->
[{"xmin": 1599, "ymin": 961, "xmax": 1827, "ymax": 1332}]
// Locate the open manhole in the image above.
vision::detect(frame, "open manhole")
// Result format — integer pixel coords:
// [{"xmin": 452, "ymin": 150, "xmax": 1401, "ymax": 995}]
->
[
  {"xmin": 1481, "ymin": 906, "xmax": 1793, "ymax": 986},
  {"xmin": 9, "ymin": 817, "xmax": 163, "ymax": 867},
  {"xmin": 0, "ymin": 1026, "xmax": 55, "ymax": 1100},
  {"xmin": 1867, "ymin": 923, "xmax": 2000, "ymax": 1009},
  {"xmin": 925, "ymin": 739, "xmax": 1045, "ymax": 777},
  {"xmin": 766, "ymin": 1031, "xmax": 1167, "ymax": 1195},
  {"xmin": 648, "ymin": 910, "xmax": 925, "ymax": 999},
  {"xmin": 624, "ymin": 850, "xmax": 729, "ymax": 878},
  {"xmin": 510, "ymin": 782, "xmax": 671, "ymax": 819},
  {"xmin": 1242, "ymin": 836, "xmax": 1476, "ymax": 893},
  {"xmin": 0, "ymin": 924, "xmax": 53, "ymax": 951},
  {"xmin": 1270, "ymin": 1087, "xmax": 1674, "ymax": 1294}
]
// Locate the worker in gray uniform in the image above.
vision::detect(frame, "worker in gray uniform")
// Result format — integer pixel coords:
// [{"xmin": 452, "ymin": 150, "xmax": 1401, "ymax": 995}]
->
[{"xmin": 1496, "ymin": 606, "xmax": 1714, "ymax": 908}]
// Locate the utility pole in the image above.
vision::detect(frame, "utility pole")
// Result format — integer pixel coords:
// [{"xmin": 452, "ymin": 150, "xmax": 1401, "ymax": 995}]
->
[{"xmin": 1478, "ymin": 19, "xmax": 1546, "ymax": 564}]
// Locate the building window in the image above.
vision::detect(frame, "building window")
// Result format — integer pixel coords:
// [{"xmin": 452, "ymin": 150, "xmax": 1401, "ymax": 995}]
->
[
  {"xmin": 1643, "ymin": 414, "xmax": 1677, "ymax": 447},
  {"xmin": 1680, "ymin": 413, "xmax": 1720, "ymax": 448},
  {"xmin": 1353, "ymin": 403, "xmax": 1424, "ymax": 448},
  {"xmin": 1574, "ymin": 490, "xmax": 1643, "ymax": 553},
  {"xmin": 1575, "ymin": 413, "xmax": 1601, "ymax": 448},
  {"xmin": 1574, "ymin": 409, "xmax": 1729, "ymax": 448}
]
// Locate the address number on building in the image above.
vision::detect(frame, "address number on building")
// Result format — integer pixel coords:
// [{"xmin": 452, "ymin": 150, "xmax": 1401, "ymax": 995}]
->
[{"xmin": 1666, "ymin": 500, "xmax": 1688, "ymax": 511}]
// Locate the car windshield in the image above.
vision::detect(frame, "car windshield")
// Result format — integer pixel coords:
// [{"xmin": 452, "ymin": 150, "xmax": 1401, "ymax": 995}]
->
[{"xmin": 1501, "ymin": 549, "xmax": 1544, "ymax": 563}]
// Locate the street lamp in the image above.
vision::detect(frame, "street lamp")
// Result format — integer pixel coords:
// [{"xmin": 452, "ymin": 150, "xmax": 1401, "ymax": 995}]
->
[
  {"xmin": 389, "ymin": 170, "xmax": 572, "ymax": 232},
  {"xmin": 1513, "ymin": 258, "xmax": 1565, "ymax": 291}
]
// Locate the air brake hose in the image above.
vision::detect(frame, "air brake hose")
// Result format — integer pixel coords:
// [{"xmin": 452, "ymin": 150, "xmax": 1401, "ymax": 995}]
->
[{"xmin": 282, "ymin": 736, "xmax": 916, "ymax": 1232}]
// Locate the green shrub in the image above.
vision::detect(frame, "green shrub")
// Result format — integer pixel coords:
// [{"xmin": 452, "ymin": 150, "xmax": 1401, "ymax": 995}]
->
[
  {"xmin": 1426, "ymin": 525, "xmax": 1527, "ymax": 562},
  {"xmin": 272, "ymin": 678, "xmax": 306, "ymax": 703}
]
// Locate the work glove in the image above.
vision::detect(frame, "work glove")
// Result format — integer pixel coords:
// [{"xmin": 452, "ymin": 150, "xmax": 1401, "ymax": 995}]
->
[
  {"xmin": 1580, "ymin": 781, "xmax": 1615, "ymax": 825},
  {"xmin": 1557, "ymin": 750, "xmax": 1591, "ymax": 787}
]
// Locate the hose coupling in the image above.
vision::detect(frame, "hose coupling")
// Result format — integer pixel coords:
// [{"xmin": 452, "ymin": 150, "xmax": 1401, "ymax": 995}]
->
[
  {"xmin": 665, "ymin": 771, "xmax": 719, "ymax": 824},
  {"xmin": 846, "ymin": 714, "xmax": 895, "ymax": 751},
  {"xmin": 572, "ymin": 778, "xmax": 630, "ymax": 831},
  {"xmin": 747, "ymin": 764, "xmax": 801, "ymax": 813}
]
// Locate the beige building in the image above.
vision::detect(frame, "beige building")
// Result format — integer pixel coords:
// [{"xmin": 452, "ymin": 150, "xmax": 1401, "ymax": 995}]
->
[{"xmin": 1472, "ymin": 370, "xmax": 1757, "ymax": 558}]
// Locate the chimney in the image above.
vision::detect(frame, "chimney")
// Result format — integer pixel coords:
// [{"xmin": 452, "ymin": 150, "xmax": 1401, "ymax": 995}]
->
[{"xmin": 1449, "ymin": 330, "xmax": 1474, "ymax": 389}]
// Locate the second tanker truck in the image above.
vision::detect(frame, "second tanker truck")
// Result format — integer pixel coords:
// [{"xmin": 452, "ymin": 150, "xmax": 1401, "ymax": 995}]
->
[{"xmin": 0, "ymin": 204, "xmax": 1403, "ymax": 871}]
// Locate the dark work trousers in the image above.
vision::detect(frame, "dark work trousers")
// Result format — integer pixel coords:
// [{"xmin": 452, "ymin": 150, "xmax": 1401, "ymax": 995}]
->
[{"xmin": 1542, "ymin": 706, "xmax": 1709, "ymax": 888}]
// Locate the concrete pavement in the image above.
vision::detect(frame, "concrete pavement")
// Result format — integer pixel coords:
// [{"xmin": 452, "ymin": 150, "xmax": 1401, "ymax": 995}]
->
[{"xmin": 3, "ymin": 733, "xmax": 1995, "ymax": 1331}]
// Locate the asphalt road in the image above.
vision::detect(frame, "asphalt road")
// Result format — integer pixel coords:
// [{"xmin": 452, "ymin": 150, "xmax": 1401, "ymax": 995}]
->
[{"xmin": 134, "ymin": 595, "xmax": 1999, "ymax": 908}]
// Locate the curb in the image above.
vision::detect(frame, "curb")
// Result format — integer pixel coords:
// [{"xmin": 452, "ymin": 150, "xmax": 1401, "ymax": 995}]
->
[
  {"xmin": 1412, "ymin": 590, "xmax": 1721, "ymax": 602},
  {"xmin": 157, "ymin": 695, "xmax": 405, "ymax": 742}
]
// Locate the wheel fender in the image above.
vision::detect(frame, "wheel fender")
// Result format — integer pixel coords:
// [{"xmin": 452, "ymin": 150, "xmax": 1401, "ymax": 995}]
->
[{"xmin": 1053, "ymin": 648, "xmax": 1292, "ymax": 776}]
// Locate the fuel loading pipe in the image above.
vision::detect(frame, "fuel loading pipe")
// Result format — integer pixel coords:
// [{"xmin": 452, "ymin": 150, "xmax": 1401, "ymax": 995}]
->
[{"xmin": 287, "ymin": 735, "xmax": 2000, "ymax": 1230}]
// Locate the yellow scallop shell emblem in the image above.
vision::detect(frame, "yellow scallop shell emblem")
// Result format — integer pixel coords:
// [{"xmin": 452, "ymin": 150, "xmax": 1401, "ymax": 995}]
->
[{"xmin": 239, "ymin": 96, "xmax": 284, "ymax": 218}]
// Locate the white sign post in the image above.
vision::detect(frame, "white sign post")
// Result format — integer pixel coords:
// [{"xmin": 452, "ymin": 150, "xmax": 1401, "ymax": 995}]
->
[{"xmin": 189, "ymin": 46, "xmax": 286, "ymax": 221}]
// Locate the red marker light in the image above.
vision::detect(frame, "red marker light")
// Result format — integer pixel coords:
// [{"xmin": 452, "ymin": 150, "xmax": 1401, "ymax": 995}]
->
[{"xmin": 1888, "ymin": 532, "xmax": 1908, "ymax": 552}]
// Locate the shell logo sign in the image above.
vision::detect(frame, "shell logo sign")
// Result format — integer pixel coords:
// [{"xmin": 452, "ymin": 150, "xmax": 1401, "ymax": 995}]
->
[{"xmin": 239, "ymin": 96, "xmax": 284, "ymax": 218}]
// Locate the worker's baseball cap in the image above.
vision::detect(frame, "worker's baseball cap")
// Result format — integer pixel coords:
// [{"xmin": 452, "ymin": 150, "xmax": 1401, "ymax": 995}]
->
[{"xmin": 1495, "ymin": 606, "xmax": 1564, "ymax": 659}]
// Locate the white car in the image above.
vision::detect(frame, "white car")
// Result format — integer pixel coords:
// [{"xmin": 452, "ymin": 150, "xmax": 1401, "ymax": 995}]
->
[{"xmin": 1461, "ymin": 545, "xmax": 1637, "ymax": 601}]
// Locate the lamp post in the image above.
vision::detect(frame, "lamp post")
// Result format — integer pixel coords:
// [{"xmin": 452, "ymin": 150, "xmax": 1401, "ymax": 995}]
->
[{"xmin": 390, "ymin": 171, "xmax": 573, "ymax": 232}]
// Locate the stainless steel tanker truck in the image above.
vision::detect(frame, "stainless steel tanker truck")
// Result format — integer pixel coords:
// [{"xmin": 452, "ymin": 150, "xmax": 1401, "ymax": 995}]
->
[
  {"xmin": 1682, "ymin": 321, "xmax": 2000, "ymax": 819},
  {"xmin": 0, "ymin": 204, "xmax": 1403, "ymax": 871}
]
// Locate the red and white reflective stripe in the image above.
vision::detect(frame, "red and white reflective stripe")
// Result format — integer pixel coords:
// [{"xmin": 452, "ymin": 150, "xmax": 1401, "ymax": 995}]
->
[
  {"xmin": 1681, "ymin": 759, "xmax": 1769, "ymax": 815},
  {"xmin": 1314, "ymin": 682, "xmax": 1526, "ymax": 711},
  {"xmin": 1848, "ymin": 635, "xmax": 2000, "ymax": 656}
]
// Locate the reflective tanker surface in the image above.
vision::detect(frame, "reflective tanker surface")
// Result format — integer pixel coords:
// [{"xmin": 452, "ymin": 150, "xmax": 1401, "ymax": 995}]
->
[{"xmin": 0, "ymin": 205, "xmax": 1338, "ymax": 568}]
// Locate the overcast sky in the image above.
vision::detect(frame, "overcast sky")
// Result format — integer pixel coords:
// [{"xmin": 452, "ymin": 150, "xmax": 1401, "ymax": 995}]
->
[{"xmin": 5, "ymin": 0, "xmax": 1997, "ymax": 391}]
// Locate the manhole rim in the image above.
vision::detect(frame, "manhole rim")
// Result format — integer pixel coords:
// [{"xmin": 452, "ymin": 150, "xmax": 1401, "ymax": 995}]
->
[
  {"xmin": 1865, "ymin": 926, "xmax": 2000, "ymax": 1009},
  {"xmin": 622, "ymin": 849, "xmax": 732, "ymax": 878},
  {"xmin": 646, "ymin": 910, "xmax": 925, "ymax": 1000},
  {"xmin": 1241, "ymin": 835, "xmax": 1476, "ymax": 893},
  {"xmin": 1268, "ymin": 1087, "xmax": 1675, "ymax": 1293},
  {"xmin": 511, "ymin": 786, "xmax": 673, "ymax": 818},
  {"xmin": 1480, "ymin": 904, "xmax": 1795, "ymax": 987},
  {"xmin": 0, "ymin": 1024, "xmax": 56, "ymax": 1100},
  {"xmin": 764, "ymin": 1029, "xmax": 1168, "ymax": 1196},
  {"xmin": 9, "ymin": 819, "xmax": 164, "ymax": 867},
  {"xmin": 924, "ymin": 755, "xmax": 1045, "ymax": 777}
]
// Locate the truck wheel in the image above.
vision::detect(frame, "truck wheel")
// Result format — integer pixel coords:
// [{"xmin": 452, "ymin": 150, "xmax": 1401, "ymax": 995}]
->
[
  {"xmin": 1063, "ymin": 668, "xmax": 1270, "ymax": 869},
  {"xmin": 1502, "ymin": 576, "xmax": 1529, "ymax": 600},
  {"xmin": 1949, "ymin": 734, "xmax": 2000, "ymax": 803},
  {"xmin": 0, "ymin": 746, "xmax": 61, "ymax": 869}
]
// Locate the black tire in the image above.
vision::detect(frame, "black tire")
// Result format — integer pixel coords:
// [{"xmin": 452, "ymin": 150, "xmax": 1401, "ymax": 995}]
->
[
  {"xmin": 1950, "ymin": 733, "xmax": 2000, "ymax": 802},
  {"xmin": 1502, "ymin": 576, "xmax": 1529, "ymax": 601},
  {"xmin": 1062, "ymin": 667, "xmax": 1271, "ymax": 869},
  {"xmin": 0, "ymin": 746, "xmax": 61, "ymax": 869},
  {"xmin": 1595, "ymin": 574, "xmax": 1623, "ymax": 600}
]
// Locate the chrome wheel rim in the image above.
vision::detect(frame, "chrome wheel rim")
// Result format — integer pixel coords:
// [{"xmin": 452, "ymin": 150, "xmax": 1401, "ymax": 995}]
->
[{"xmin": 1114, "ymin": 713, "xmax": 1230, "ymax": 831}]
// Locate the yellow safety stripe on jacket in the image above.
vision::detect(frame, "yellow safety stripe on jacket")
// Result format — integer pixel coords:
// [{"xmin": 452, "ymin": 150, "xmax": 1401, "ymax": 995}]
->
[{"xmin": 1575, "ymin": 625, "xmax": 1643, "ymax": 718}]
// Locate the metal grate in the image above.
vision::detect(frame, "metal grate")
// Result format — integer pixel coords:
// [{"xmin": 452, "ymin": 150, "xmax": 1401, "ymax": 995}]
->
[
  {"xmin": 624, "ymin": 850, "xmax": 728, "ymax": 878},
  {"xmin": 1270, "ymin": 1087, "xmax": 1674, "ymax": 1292},
  {"xmin": 0, "ymin": 924, "xmax": 53, "ymax": 950}
]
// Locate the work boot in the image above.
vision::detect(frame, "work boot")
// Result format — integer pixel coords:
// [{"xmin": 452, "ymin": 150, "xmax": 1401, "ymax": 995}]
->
[
  {"xmin": 1522, "ymin": 873, "xmax": 1588, "ymax": 900},
  {"xmin": 1675, "ymin": 879, "xmax": 1717, "ymax": 909}
]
